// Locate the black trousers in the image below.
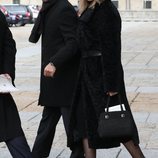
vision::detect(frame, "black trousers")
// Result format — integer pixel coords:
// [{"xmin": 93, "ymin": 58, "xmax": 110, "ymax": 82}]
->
[
  {"xmin": 32, "ymin": 106, "xmax": 84, "ymax": 158},
  {"xmin": 6, "ymin": 136, "xmax": 32, "ymax": 158}
]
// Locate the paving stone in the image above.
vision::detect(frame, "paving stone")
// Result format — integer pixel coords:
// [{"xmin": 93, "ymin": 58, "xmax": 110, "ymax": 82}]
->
[
  {"xmin": 147, "ymin": 113, "xmax": 158, "ymax": 124},
  {"xmin": 97, "ymin": 148, "xmax": 121, "ymax": 158},
  {"xmin": 147, "ymin": 130, "xmax": 158, "ymax": 149},
  {"xmin": 12, "ymin": 91, "xmax": 39, "ymax": 111},
  {"xmin": 131, "ymin": 102, "xmax": 158, "ymax": 112},
  {"xmin": 49, "ymin": 149, "xmax": 66, "ymax": 158},
  {"xmin": 137, "ymin": 87, "xmax": 158, "ymax": 93},
  {"xmin": 126, "ymin": 87, "xmax": 138, "ymax": 92},
  {"xmin": 57, "ymin": 149, "xmax": 71, "ymax": 158},
  {"xmin": 134, "ymin": 93, "xmax": 158, "ymax": 103},
  {"xmin": 133, "ymin": 112, "xmax": 149, "ymax": 123},
  {"xmin": 126, "ymin": 92, "xmax": 139, "ymax": 104},
  {"xmin": 22, "ymin": 101, "xmax": 42, "ymax": 112},
  {"xmin": 118, "ymin": 149, "xmax": 158, "ymax": 158},
  {"xmin": 28, "ymin": 112, "xmax": 42, "ymax": 122},
  {"xmin": 0, "ymin": 148, "xmax": 12, "ymax": 158},
  {"xmin": 19, "ymin": 112, "xmax": 40, "ymax": 121},
  {"xmin": 138, "ymin": 130, "xmax": 153, "ymax": 148}
]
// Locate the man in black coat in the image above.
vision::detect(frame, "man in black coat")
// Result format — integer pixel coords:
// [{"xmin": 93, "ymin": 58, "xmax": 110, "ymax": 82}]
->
[
  {"xmin": 29, "ymin": 0, "xmax": 84, "ymax": 157},
  {"xmin": 0, "ymin": 10, "xmax": 32, "ymax": 158}
]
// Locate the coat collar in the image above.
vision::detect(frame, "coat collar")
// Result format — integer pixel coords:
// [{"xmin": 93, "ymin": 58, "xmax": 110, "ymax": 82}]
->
[
  {"xmin": 40, "ymin": 0, "xmax": 58, "ymax": 13},
  {"xmin": 29, "ymin": 0, "xmax": 59, "ymax": 43},
  {"xmin": 79, "ymin": 8, "xmax": 95, "ymax": 23}
]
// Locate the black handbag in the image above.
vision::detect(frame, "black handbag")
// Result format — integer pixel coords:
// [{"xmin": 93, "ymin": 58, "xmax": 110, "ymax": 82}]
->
[{"xmin": 97, "ymin": 95, "xmax": 134, "ymax": 139}]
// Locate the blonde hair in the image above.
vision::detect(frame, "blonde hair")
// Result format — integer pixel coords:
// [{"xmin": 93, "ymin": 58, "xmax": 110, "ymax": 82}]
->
[{"xmin": 78, "ymin": 0, "xmax": 104, "ymax": 14}]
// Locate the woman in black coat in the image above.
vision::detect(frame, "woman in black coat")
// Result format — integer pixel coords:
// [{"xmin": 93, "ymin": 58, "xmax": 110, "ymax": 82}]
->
[
  {"xmin": 68, "ymin": 0, "xmax": 145, "ymax": 158},
  {"xmin": 0, "ymin": 10, "xmax": 32, "ymax": 158}
]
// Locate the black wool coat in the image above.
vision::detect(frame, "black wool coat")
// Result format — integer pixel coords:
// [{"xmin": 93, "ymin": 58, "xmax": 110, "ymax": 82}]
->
[
  {"xmin": 0, "ymin": 11, "xmax": 24, "ymax": 142},
  {"xmin": 30, "ymin": 0, "xmax": 79, "ymax": 107},
  {"xmin": 68, "ymin": 0, "xmax": 139, "ymax": 149}
]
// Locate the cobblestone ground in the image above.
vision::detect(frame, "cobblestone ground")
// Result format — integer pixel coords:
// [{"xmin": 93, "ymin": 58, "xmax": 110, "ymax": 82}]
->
[{"xmin": 0, "ymin": 22, "xmax": 158, "ymax": 157}]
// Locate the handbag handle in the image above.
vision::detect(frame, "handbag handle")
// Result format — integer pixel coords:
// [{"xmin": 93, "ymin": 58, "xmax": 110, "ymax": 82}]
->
[{"xmin": 106, "ymin": 94, "xmax": 124, "ymax": 113}]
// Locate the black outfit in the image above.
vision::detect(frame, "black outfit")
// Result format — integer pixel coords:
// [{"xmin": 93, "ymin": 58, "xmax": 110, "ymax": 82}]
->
[
  {"xmin": 29, "ymin": 0, "xmax": 79, "ymax": 107},
  {"xmin": 29, "ymin": 0, "xmax": 84, "ymax": 157},
  {"xmin": 31, "ymin": 107, "xmax": 84, "ymax": 158},
  {"xmin": 0, "ymin": 11, "xmax": 32, "ymax": 158},
  {"xmin": 68, "ymin": 0, "xmax": 139, "ymax": 149},
  {"xmin": 6, "ymin": 136, "xmax": 32, "ymax": 158}
]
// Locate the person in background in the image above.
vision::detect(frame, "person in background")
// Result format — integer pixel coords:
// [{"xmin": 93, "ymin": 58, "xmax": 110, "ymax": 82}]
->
[
  {"xmin": 29, "ymin": 0, "xmax": 84, "ymax": 157},
  {"xmin": 68, "ymin": 0, "xmax": 145, "ymax": 158},
  {"xmin": 0, "ymin": 10, "xmax": 32, "ymax": 158}
]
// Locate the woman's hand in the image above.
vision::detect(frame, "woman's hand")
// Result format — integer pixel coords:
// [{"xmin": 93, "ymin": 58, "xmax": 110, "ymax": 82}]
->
[
  {"xmin": 106, "ymin": 92, "xmax": 118, "ymax": 96},
  {"xmin": 44, "ymin": 63, "xmax": 56, "ymax": 78}
]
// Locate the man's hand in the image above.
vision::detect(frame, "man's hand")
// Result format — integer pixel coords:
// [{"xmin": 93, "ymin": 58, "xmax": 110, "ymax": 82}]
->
[
  {"xmin": 44, "ymin": 63, "xmax": 56, "ymax": 78},
  {"xmin": 106, "ymin": 92, "xmax": 118, "ymax": 96}
]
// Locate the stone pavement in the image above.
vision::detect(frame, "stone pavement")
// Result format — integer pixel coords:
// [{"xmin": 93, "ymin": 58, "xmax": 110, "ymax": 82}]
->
[{"xmin": 0, "ymin": 22, "xmax": 158, "ymax": 157}]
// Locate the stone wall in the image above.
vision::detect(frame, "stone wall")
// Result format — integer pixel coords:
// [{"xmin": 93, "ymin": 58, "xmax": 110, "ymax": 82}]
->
[
  {"xmin": 20, "ymin": 0, "xmax": 42, "ymax": 5},
  {"xmin": 120, "ymin": 10, "xmax": 158, "ymax": 21},
  {"xmin": 0, "ymin": 0, "xmax": 12, "ymax": 4},
  {"xmin": 1, "ymin": 0, "xmax": 158, "ymax": 21}
]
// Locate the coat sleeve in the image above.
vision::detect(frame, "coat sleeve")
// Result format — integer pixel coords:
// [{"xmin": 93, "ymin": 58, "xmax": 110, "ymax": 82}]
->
[
  {"xmin": 49, "ymin": 6, "xmax": 78, "ymax": 68},
  {"xmin": 99, "ymin": 11, "xmax": 122, "ymax": 93},
  {"xmin": 3, "ymin": 17, "xmax": 16, "ymax": 81}
]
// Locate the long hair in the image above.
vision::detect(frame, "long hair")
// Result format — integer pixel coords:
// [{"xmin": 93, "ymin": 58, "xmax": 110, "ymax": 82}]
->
[{"xmin": 78, "ymin": 0, "xmax": 105, "ymax": 14}]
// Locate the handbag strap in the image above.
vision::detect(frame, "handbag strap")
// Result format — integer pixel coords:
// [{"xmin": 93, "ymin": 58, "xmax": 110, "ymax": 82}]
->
[{"xmin": 106, "ymin": 94, "xmax": 124, "ymax": 113}]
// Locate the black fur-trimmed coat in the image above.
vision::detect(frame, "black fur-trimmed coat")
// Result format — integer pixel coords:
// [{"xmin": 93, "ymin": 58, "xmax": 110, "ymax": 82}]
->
[{"xmin": 68, "ymin": 0, "xmax": 139, "ymax": 149}]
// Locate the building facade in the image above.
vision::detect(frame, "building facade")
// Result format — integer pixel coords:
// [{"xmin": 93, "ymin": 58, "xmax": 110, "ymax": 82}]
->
[
  {"xmin": 0, "ymin": 0, "xmax": 158, "ymax": 21},
  {"xmin": 0, "ymin": 0, "xmax": 41, "ymax": 5},
  {"xmin": 112, "ymin": 0, "xmax": 158, "ymax": 11},
  {"xmin": 0, "ymin": 0, "xmax": 77, "ymax": 5},
  {"xmin": 1, "ymin": 0, "xmax": 158, "ymax": 10},
  {"xmin": 115, "ymin": 0, "xmax": 158, "ymax": 21}
]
